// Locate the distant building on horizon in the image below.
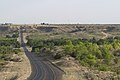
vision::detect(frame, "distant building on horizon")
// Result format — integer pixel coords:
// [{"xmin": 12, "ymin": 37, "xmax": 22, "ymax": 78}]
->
[{"xmin": 1, "ymin": 23, "xmax": 12, "ymax": 26}]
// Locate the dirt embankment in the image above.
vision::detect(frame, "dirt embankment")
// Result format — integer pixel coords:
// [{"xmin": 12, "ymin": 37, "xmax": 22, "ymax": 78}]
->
[
  {"xmin": 0, "ymin": 49, "xmax": 31, "ymax": 80},
  {"xmin": 54, "ymin": 56, "xmax": 119, "ymax": 80}
]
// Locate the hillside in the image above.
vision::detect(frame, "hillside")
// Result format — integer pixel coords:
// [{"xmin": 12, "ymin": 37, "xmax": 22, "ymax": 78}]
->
[{"xmin": 0, "ymin": 24, "xmax": 120, "ymax": 80}]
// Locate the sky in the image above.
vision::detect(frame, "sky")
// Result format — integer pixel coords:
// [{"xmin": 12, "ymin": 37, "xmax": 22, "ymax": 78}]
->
[{"xmin": 0, "ymin": 0, "xmax": 120, "ymax": 24}]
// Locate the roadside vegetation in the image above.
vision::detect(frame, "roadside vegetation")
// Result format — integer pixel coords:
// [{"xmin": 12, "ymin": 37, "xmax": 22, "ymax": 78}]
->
[
  {"xmin": 1, "ymin": 24, "xmax": 120, "ymax": 79},
  {"xmin": 26, "ymin": 35, "xmax": 120, "ymax": 75},
  {"xmin": 0, "ymin": 26, "xmax": 32, "ymax": 80},
  {"xmin": 24, "ymin": 24, "xmax": 120, "ymax": 79},
  {"xmin": 0, "ymin": 32, "xmax": 21, "ymax": 68}
]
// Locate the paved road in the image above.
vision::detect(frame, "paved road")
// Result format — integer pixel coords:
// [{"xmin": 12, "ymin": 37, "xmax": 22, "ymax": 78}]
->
[{"xmin": 20, "ymin": 29, "xmax": 62, "ymax": 80}]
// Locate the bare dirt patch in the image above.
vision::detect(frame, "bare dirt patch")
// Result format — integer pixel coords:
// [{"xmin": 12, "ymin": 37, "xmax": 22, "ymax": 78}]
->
[
  {"xmin": 52, "ymin": 56, "xmax": 119, "ymax": 80},
  {"xmin": 0, "ymin": 49, "xmax": 31, "ymax": 80}
]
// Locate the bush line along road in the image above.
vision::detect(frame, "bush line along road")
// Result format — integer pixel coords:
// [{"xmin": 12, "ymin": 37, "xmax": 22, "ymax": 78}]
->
[{"xmin": 20, "ymin": 28, "xmax": 62, "ymax": 80}]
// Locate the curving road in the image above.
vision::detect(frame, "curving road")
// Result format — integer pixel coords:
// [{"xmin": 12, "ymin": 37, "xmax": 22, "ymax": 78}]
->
[{"xmin": 20, "ymin": 29, "xmax": 62, "ymax": 80}]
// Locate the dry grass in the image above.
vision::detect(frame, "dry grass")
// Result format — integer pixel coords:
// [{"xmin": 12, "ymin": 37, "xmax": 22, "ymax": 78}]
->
[{"xmin": 0, "ymin": 51, "xmax": 31, "ymax": 80}]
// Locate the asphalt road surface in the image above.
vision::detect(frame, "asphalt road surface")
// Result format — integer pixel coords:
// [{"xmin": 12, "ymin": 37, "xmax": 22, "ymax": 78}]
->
[{"xmin": 20, "ymin": 29, "xmax": 62, "ymax": 80}]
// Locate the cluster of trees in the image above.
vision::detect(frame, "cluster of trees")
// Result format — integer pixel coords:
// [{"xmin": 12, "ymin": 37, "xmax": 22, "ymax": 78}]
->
[
  {"xmin": 27, "ymin": 38, "xmax": 67, "ymax": 52},
  {"xmin": 27, "ymin": 37, "xmax": 120, "ymax": 74},
  {"xmin": 64, "ymin": 40, "xmax": 115, "ymax": 65},
  {"xmin": 64, "ymin": 38, "xmax": 120, "ymax": 73},
  {"xmin": 6, "ymin": 32, "xmax": 19, "ymax": 38},
  {"xmin": 0, "ymin": 46, "xmax": 21, "ymax": 62},
  {"xmin": 27, "ymin": 38, "xmax": 67, "ymax": 47},
  {"xmin": 0, "ymin": 33, "xmax": 21, "ymax": 64},
  {"xmin": 0, "ymin": 38, "xmax": 20, "ymax": 48}
]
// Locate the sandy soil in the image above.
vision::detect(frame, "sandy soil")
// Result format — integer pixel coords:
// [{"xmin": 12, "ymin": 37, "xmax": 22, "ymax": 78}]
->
[
  {"xmin": 0, "ymin": 49, "xmax": 31, "ymax": 80},
  {"xmin": 52, "ymin": 56, "xmax": 119, "ymax": 80},
  {"xmin": 101, "ymin": 32, "xmax": 109, "ymax": 39}
]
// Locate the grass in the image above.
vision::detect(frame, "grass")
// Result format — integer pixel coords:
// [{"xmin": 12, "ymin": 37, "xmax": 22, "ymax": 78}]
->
[
  {"xmin": 0, "ymin": 59, "xmax": 5, "ymax": 64},
  {"xmin": 28, "ymin": 32, "xmax": 92, "ymax": 41}
]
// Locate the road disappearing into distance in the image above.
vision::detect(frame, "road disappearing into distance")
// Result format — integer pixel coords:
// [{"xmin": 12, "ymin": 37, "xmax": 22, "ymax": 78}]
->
[{"xmin": 20, "ymin": 28, "xmax": 62, "ymax": 80}]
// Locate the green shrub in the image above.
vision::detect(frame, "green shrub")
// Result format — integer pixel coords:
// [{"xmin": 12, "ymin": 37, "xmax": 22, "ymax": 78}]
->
[
  {"xmin": 97, "ymin": 64, "xmax": 109, "ymax": 71},
  {"xmin": 13, "ymin": 49, "xmax": 21, "ymax": 54}
]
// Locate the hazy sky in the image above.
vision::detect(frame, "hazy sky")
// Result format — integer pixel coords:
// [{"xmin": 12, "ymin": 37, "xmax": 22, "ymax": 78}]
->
[{"xmin": 0, "ymin": 0, "xmax": 120, "ymax": 24}]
